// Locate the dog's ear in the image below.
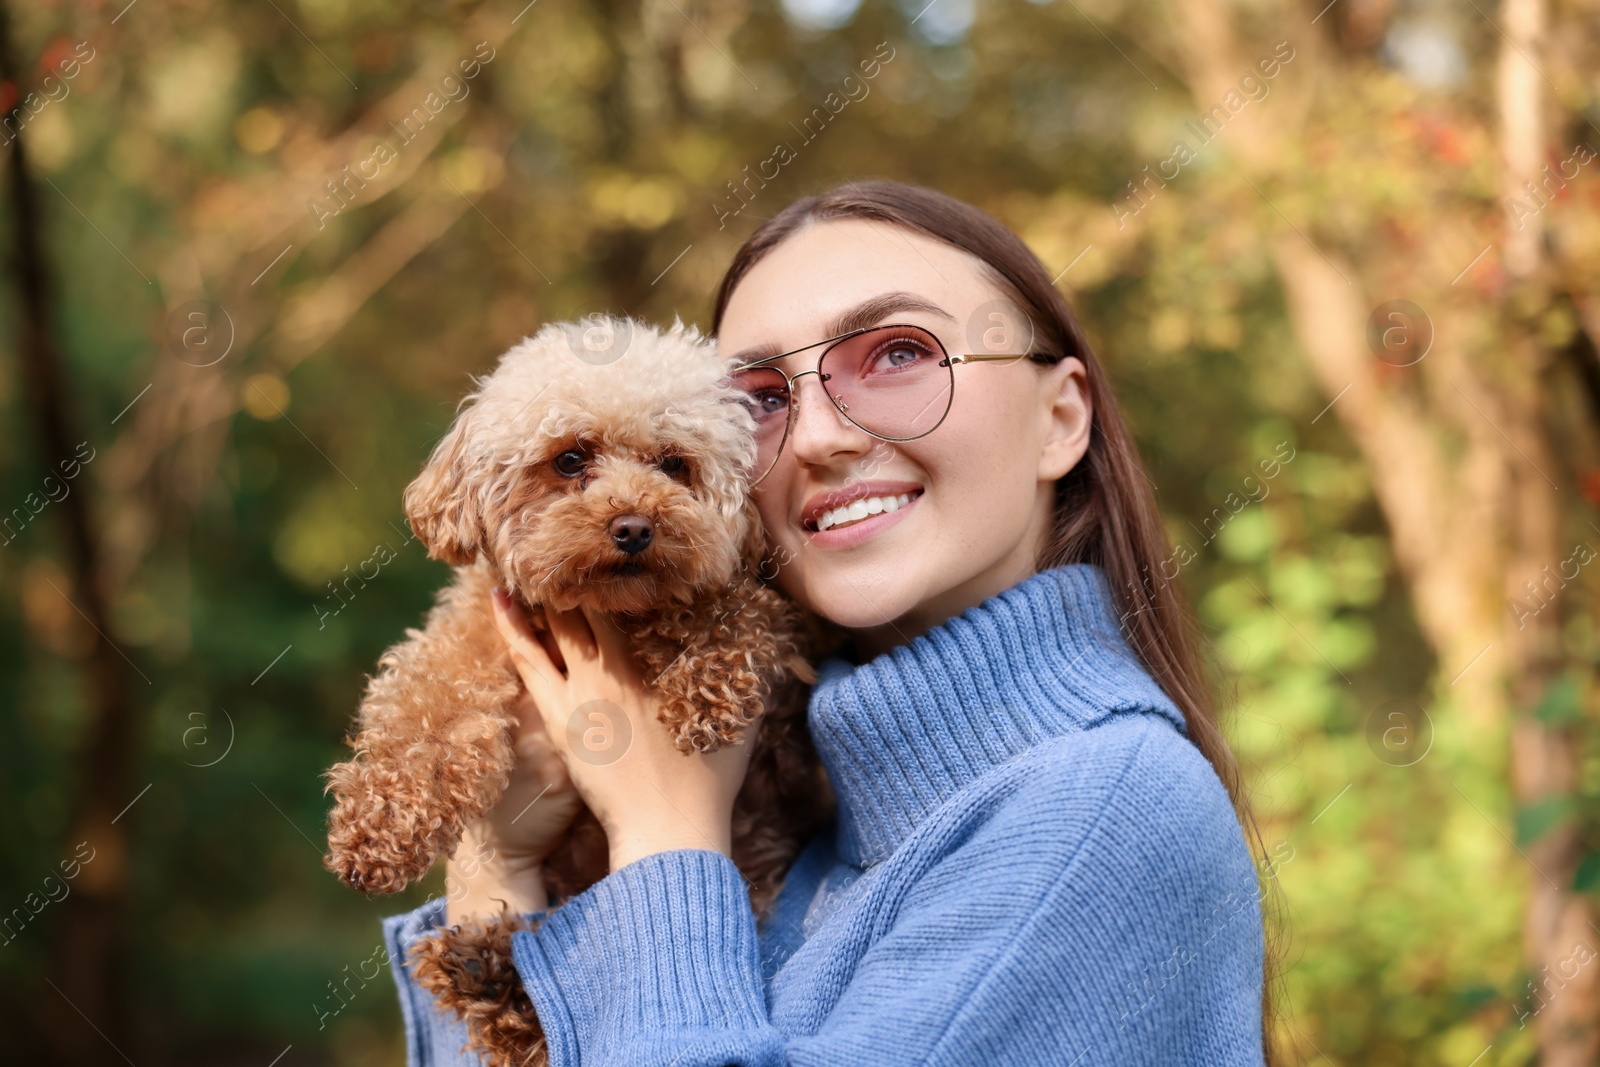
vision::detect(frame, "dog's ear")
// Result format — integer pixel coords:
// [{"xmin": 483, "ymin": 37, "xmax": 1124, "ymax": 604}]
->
[
  {"xmin": 738, "ymin": 497, "xmax": 776, "ymax": 582},
  {"xmin": 403, "ymin": 409, "xmax": 485, "ymax": 566}
]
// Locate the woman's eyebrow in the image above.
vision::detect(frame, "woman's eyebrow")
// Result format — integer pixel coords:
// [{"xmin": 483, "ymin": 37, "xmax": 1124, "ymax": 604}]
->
[
  {"xmin": 824, "ymin": 291, "xmax": 955, "ymax": 336},
  {"xmin": 725, "ymin": 291, "xmax": 956, "ymax": 367}
]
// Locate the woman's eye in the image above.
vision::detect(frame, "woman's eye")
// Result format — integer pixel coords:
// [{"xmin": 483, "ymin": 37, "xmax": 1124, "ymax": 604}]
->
[
  {"xmin": 553, "ymin": 450, "xmax": 586, "ymax": 477},
  {"xmin": 659, "ymin": 455, "xmax": 685, "ymax": 475},
  {"xmin": 750, "ymin": 390, "xmax": 787, "ymax": 417},
  {"xmin": 867, "ymin": 339, "xmax": 934, "ymax": 374}
]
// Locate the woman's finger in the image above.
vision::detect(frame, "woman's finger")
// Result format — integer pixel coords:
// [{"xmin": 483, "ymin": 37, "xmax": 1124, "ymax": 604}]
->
[
  {"xmin": 545, "ymin": 604, "xmax": 599, "ymax": 664},
  {"xmin": 581, "ymin": 606, "xmax": 645, "ymax": 683},
  {"xmin": 491, "ymin": 587, "xmax": 563, "ymax": 701},
  {"xmin": 492, "ymin": 590, "xmax": 574, "ymax": 755},
  {"xmin": 581, "ymin": 606, "xmax": 626, "ymax": 655},
  {"xmin": 513, "ymin": 692, "xmax": 573, "ymax": 781}
]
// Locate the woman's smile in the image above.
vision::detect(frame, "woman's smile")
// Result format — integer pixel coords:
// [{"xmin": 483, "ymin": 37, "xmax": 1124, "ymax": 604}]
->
[{"xmin": 799, "ymin": 479, "xmax": 925, "ymax": 537}]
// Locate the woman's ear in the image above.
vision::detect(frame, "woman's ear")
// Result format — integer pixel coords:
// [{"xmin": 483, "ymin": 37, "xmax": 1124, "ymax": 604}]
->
[
  {"xmin": 402, "ymin": 413, "xmax": 485, "ymax": 566},
  {"xmin": 1038, "ymin": 356, "xmax": 1093, "ymax": 482}
]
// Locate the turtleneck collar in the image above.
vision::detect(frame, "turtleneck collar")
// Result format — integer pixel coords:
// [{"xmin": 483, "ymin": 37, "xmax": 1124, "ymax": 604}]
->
[{"xmin": 806, "ymin": 563, "xmax": 1190, "ymax": 869}]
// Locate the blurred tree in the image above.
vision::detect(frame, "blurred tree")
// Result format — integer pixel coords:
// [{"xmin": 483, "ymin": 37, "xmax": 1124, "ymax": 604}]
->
[
  {"xmin": 1144, "ymin": 0, "xmax": 1600, "ymax": 1060},
  {"xmin": 0, "ymin": 0, "xmax": 1596, "ymax": 1064},
  {"xmin": 0, "ymin": 3, "xmax": 142, "ymax": 1060}
]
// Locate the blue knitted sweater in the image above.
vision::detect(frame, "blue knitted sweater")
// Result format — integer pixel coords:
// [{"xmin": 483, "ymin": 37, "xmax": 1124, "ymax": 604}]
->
[{"xmin": 382, "ymin": 563, "xmax": 1267, "ymax": 1066}]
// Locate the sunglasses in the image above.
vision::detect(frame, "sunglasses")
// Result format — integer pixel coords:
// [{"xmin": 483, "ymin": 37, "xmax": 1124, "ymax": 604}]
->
[{"xmin": 727, "ymin": 322, "xmax": 1035, "ymax": 487}]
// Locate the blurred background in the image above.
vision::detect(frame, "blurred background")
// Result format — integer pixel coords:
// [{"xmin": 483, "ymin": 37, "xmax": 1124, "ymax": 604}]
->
[{"xmin": 1, "ymin": 0, "xmax": 1598, "ymax": 1063}]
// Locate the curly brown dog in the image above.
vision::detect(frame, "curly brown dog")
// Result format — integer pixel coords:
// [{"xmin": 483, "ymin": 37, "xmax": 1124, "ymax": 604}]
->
[{"xmin": 321, "ymin": 316, "xmax": 833, "ymax": 1066}]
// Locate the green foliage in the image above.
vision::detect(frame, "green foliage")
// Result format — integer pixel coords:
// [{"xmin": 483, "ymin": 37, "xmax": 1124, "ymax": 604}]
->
[
  {"xmin": 1, "ymin": 0, "xmax": 1596, "ymax": 1064},
  {"xmin": 1534, "ymin": 672, "xmax": 1585, "ymax": 726}
]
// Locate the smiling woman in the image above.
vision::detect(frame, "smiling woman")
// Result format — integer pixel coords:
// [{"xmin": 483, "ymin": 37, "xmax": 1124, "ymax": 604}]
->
[{"xmin": 382, "ymin": 180, "xmax": 1283, "ymax": 1067}]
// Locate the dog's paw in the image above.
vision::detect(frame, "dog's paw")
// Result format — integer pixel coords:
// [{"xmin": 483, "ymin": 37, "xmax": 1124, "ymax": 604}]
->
[{"xmin": 411, "ymin": 913, "xmax": 549, "ymax": 1067}]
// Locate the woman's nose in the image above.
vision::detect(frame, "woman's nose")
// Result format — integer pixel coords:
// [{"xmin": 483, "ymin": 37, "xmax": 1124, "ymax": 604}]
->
[{"xmin": 787, "ymin": 372, "xmax": 873, "ymax": 465}]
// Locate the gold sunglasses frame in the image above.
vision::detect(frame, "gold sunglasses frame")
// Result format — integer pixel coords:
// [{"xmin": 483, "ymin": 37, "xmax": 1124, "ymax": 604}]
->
[{"xmin": 727, "ymin": 322, "xmax": 1035, "ymax": 486}]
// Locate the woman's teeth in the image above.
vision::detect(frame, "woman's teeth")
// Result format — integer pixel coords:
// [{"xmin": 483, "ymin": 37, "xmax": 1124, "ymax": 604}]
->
[{"xmin": 816, "ymin": 493, "xmax": 915, "ymax": 531}]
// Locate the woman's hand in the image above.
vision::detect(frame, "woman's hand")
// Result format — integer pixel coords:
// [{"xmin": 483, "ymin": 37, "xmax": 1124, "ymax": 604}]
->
[
  {"xmin": 490, "ymin": 585, "xmax": 757, "ymax": 873},
  {"xmin": 445, "ymin": 674, "xmax": 584, "ymax": 926}
]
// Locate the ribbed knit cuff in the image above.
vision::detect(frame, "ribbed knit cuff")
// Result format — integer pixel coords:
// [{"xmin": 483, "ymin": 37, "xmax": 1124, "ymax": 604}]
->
[
  {"xmin": 382, "ymin": 897, "xmax": 462, "ymax": 1067},
  {"xmin": 384, "ymin": 896, "xmax": 554, "ymax": 1067},
  {"xmin": 510, "ymin": 849, "xmax": 770, "ymax": 1066}
]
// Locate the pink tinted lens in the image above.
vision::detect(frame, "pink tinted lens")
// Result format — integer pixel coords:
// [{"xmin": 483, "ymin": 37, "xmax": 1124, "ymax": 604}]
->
[
  {"xmin": 728, "ymin": 366, "xmax": 791, "ymax": 483},
  {"xmin": 820, "ymin": 325, "xmax": 952, "ymax": 440}
]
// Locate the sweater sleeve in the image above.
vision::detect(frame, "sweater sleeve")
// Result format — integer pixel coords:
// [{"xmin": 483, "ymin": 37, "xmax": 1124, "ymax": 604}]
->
[
  {"xmin": 382, "ymin": 896, "xmax": 551, "ymax": 1067},
  {"xmin": 507, "ymin": 721, "xmax": 1268, "ymax": 1067},
  {"xmin": 381, "ymin": 897, "xmax": 480, "ymax": 1067}
]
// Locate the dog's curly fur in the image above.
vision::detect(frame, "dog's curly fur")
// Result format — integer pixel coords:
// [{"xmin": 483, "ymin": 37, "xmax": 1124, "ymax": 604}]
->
[
  {"xmin": 321, "ymin": 316, "xmax": 833, "ymax": 1066},
  {"xmin": 407, "ymin": 906, "xmax": 548, "ymax": 1066}
]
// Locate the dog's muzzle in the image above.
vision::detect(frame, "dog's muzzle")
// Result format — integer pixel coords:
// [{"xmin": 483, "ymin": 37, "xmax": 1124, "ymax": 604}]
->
[{"xmin": 609, "ymin": 514, "xmax": 654, "ymax": 555}]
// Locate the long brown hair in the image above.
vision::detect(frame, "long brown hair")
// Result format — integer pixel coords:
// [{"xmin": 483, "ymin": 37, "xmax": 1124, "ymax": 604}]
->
[{"xmin": 712, "ymin": 179, "xmax": 1290, "ymax": 1065}]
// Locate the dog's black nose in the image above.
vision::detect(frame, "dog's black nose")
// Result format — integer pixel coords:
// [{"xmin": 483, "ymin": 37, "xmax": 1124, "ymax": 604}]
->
[{"xmin": 609, "ymin": 514, "xmax": 653, "ymax": 555}]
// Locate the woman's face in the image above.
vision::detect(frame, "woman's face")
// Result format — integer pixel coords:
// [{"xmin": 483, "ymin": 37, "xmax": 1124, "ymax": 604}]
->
[{"xmin": 718, "ymin": 219, "xmax": 1093, "ymax": 657}]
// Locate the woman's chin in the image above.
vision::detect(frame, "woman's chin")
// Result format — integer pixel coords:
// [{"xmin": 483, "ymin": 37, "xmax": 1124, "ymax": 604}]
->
[{"xmin": 795, "ymin": 569, "xmax": 922, "ymax": 635}]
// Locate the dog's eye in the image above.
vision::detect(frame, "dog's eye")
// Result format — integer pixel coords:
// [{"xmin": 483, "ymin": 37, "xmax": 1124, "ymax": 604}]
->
[
  {"xmin": 553, "ymin": 450, "xmax": 586, "ymax": 477},
  {"xmin": 658, "ymin": 455, "xmax": 685, "ymax": 475}
]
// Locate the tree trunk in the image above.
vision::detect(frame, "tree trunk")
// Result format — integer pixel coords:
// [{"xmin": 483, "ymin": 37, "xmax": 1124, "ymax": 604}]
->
[
  {"xmin": 1165, "ymin": 0, "xmax": 1600, "ymax": 1058},
  {"xmin": 1495, "ymin": 0, "xmax": 1600, "ymax": 1058},
  {"xmin": 0, "ymin": 3, "xmax": 139, "ymax": 1061}
]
